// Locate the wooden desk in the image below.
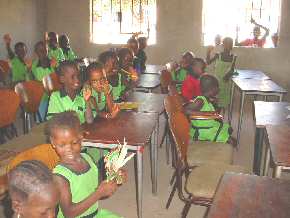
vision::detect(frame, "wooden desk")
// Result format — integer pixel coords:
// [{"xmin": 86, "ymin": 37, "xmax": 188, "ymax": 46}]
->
[
  {"xmin": 265, "ymin": 125, "xmax": 290, "ymax": 178},
  {"xmin": 253, "ymin": 101, "xmax": 290, "ymax": 175},
  {"xmin": 207, "ymin": 173, "xmax": 290, "ymax": 218},
  {"xmin": 234, "ymin": 69, "xmax": 270, "ymax": 80},
  {"xmin": 144, "ymin": 64, "xmax": 163, "ymax": 75},
  {"xmin": 82, "ymin": 111, "xmax": 158, "ymax": 218},
  {"xmin": 136, "ymin": 74, "xmax": 160, "ymax": 93},
  {"xmin": 229, "ymin": 78, "xmax": 287, "ymax": 146}
]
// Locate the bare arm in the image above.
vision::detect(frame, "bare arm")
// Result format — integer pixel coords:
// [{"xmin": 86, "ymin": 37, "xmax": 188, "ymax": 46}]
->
[
  {"xmin": 3, "ymin": 34, "xmax": 15, "ymax": 59},
  {"xmin": 252, "ymin": 19, "xmax": 269, "ymax": 40},
  {"xmin": 183, "ymin": 98, "xmax": 204, "ymax": 115}
]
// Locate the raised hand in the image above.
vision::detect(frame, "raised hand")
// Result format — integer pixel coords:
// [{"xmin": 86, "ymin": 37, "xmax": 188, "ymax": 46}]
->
[
  {"xmin": 24, "ymin": 58, "xmax": 33, "ymax": 70},
  {"xmin": 50, "ymin": 58, "xmax": 58, "ymax": 68},
  {"xmin": 3, "ymin": 34, "xmax": 12, "ymax": 45},
  {"xmin": 83, "ymin": 84, "xmax": 92, "ymax": 102}
]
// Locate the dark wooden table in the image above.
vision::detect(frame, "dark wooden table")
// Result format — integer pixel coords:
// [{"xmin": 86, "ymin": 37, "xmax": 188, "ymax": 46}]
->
[
  {"xmin": 229, "ymin": 77, "xmax": 287, "ymax": 147},
  {"xmin": 253, "ymin": 101, "xmax": 290, "ymax": 175},
  {"xmin": 265, "ymin": 124, "xmax": 290, "ymax": 178},
  {"xmin": 207, "ymin": 172, "xmax": 290, "ymax": 218},
  {"xmin": 136, "ymin": 74, "xmax": 160, "ymax": 92},
  {"xmin": 82, "ymin": 111, "xmax": 158, "ymax": 218},
  {"xmin": 144, "ymin": 64, "xmax": 163, "ymax": 75}
]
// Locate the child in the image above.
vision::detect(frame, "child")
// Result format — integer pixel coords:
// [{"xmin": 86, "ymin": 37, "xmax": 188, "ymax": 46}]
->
[
  {"xmin": 171, "ymin": 51, "xmax": 195, "ymax": 91},
  {"xmin": 181, "ymin": 57, "xmax": 206, "ymax": 101},
  {"xmin": 206, "ymin": 37, "xmax": 237, "ymax": 109},
  {"xmin": 127, "ymin": 38, "xmax": 141, "ymax": 73},
  {"xmin": 3, "ymin": 34, "xmax": 32, "ymax": 83},
  {"xmin": 8, "ymin": 160, "xmax": 59, "ymax": 218},
  {"xmin": 47, "ymin": 111, "xmax": 125, "ymax": 218},
  {"xmin": 46, "ymin": 32, "xmax": 65, "ymax": 63},
  {"xmin": 184, "ymin": 74, "xmax": 235, "ymax": 144},
  {"xmin": 137, "ymin": 37, "xmax": 148, "ymax": 73},
  {"xmin": 84, "ymin": 62, "xmax": 120, "ymax": 119},
  {"xmin": 32, "ymin": 41, "xmax": 57, "ymax": 121},
  {"xmin": 59, "ymin": 34, "xmax": 77, "ymax": 61}
]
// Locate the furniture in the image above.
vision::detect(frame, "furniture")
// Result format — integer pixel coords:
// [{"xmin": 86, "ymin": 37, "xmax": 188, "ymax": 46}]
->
[
  {"xmin": 82, "ymin": 111, "xmax": 158, "ymax": 218},
  {"xmin": 42, "ymin": 72, "xmax": 62, "ymax": 94},
  {"xmin": 0, "ymin": 60, "xmax": 10, "ymax": 85},
  {"xmin": 144, "ymin": 64, "xmax": 163, "ymax": 74},
  {"xmin": 136, "ymin": 74, "xmax": 160, "ymax": 93},
  {"xmin": 207, "ymin": 172, "xmax": 290, "ymax": 218},
  {"xmin": 253, "ymin": 101, "xmax": 290, "ymax": 175}
]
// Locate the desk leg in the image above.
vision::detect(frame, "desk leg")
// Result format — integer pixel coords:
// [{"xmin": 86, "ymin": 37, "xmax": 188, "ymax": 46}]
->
[
  {"xmin": 237, "ymin": 91, "xmax": 245, "ymax": 146},
  {"xmin": 229, "ymin": 82, "xmax": 235, "ymax": 125},
  {"xmin": 263, "ymin": 146, "xmax": 270, "ymax": 176},
  {"xmin": 135, "ymin": 148, "xmax": 143, "ymax": 218},
  {"xmin": 253, "ymin": 128, "xmax": 264, "ymax": 175},
  {"xmin": 151, "ymin": 126, "xmax": 158, "ymax": 195},
  {"xmin": 273, "ymin": 166, "xmax": 282, "ymax": 178},
  {"xmin": 279, "ymin": 94, "xmax": 283, "ymax": 102}
]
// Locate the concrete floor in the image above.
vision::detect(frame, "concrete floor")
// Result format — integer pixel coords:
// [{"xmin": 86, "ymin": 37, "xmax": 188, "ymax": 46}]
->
[{"xmin": 0, "ymin": 92, "xmax": 289, "ymax": 218}]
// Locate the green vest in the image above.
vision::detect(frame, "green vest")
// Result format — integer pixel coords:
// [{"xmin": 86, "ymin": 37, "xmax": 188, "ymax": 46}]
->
[
  {"xmin": 10, "ymin": 57, "xmax": 29, "ymax": 82},
  {"xmin": 53, "ymin": 153, "xmax": 99, "ymax": 218},
  {"xmin": 171, "ymin": 68, "xmax": 188, "ymax": 91},
  {"xmin": 62, "ymin": 48, "xmax": 77, "ymax": 61},
  {"xmin": 111, "ymin": 73, "xmax": 124, "ymax": 101},
  {"xmin": 48, "ymin": 47, "xmax": 65, "ymax": 63}
]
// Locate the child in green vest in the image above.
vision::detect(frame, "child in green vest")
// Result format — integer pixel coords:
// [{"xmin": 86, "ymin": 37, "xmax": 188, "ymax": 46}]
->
[
  {"xmin": 47, "ymin": 111, "xmax": 126, "ymax": 218},
  {"xmin": 137, "ymin": 37, "xmax": 147, "ymax": 73},
  {"xmin": 3, "ymin": 34, "xmax": 32, "ymax": 83},
  {"xmin": 184, "ymin": 74, "xmax": 236, "ymax": 145},
  {"xmin": 59, "ymin": 34, "xmax": 77, "ymax": 61},
  {"xmin": 171, "ymin": 51, "xmax": 195, "ymax": 92},
  {"xmin": 206, "ymin": 37, "xmax": 237, "ymax": 110},
  {"xmin": 46, "ymin": 32, "xmax": 65, "ymax": 64}
]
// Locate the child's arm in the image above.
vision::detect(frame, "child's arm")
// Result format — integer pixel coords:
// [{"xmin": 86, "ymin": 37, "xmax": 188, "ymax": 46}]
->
[
  {"xmin": 83, "ymin": 86, "xmax": 95, "ymax": 124},
  {"xmin": 223, "ymin": 55, "xmax": 237, "ymax": 81},
  {"xmin": 183, "ymin": 98, "xmax": 204, "ymax": 115},
  {"xmin": 3, "ymin": 34, "xmax": 15, "ymax": 59},
  {"xmin": 251, "ymin": 18, "xmax": 269, "ymax": 40},
  {"xmin": 102, "ymin": 82, "xmax": 120, "ymax": 119},
  {"xmin": 206, "ymin": 46, "xmax": 218, "ymax": 65},
  {"xmin": 54, "ymin": 175, "xmax": 118, "ymax": 218}
]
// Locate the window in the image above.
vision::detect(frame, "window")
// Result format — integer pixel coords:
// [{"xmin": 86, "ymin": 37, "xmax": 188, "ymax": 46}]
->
[
  {"xmin": 91, "ymin": 0, "xmax": 157, "ymax": 45},
  {"xmin": 202, "ymin": 0, "xmax": 281, "ymax": 47}
]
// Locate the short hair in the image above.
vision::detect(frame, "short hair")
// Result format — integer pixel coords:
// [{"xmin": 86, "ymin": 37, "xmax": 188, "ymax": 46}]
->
[
  {"xmin": 98, "ymin": 51, "xmax": 117, "ymax": 65},
  {"xmin": 56, "ymin": 60, "xmax": 78, "ymax": 76},
  {"xmin": 200, "ymin": 74, "xmax": 219, "ymax": 94},
  {"xmin": 45, "ymin": 111, "xmax": 81, "ymax": 137},
  {"xmin": 34, "ymin": 41, "xmax": 45, "ymax": 52},
  {"xmin": 222, "ymin": 37, "xmax": 233, "ymax": 46},
  {"xmin": 48, "ymin": 32, "xmax": 57, "ymax": 39},
  {"xmin": 14, "ymin": 42, "xmax": 26, "ymax": 51},
  {"xmin": 138, "ymin": 37, "xmax": 147, "ymax": 44},
  {"xmin": 85, "ymin": 62, "xmax": 104, "ymax": 80},
  {"xmin": 8, "ymin": 160, "xmax": 53, "ymax": 200},
  {"xmin": 59, "ymin": 35, "xmax": 68, "ymax": 44},
  {"xmin": 127, "ymin": 38, "xmax": 138, "ymax": 45},
  {"xmin": 193, "ymin": 57, "xmax": 206, "ymax": 68}
]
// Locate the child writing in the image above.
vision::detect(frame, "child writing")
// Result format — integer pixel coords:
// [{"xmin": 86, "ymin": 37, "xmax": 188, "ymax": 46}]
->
[
  {"xmin": 171, "ymin": 51, "xmax": 195, "ymax": 92},
  {"xmin": 46, "ymin": 32, "xmax": 65, "ymax": 64},
  {"xmin": 47, "ymin": 111, "xmax": 126, "ymax": 218},
  {"xmin": 137, "ymin": 37, "xmax": 148, "ymax": 73},
  {"xmin": 184, "ymin": 74, "xmax": 235, "ymax": 145},
  {"xmin": 8, "ymin": 160, "xmax": 59, "ymax": 218},
  {"xmin": 181, "ymin": 57, "xmax": 206, "ymax": 101},
  {"xmin": 206, "ymin": 37, "xmax": 237, "ymax": 110},
  {"xmin": 3, "ymin": 34, "xmax": 32, "ymax": 83},
  {"xmin": 59, "ymin": 34, "xmax": 77, "ymax": 61}
]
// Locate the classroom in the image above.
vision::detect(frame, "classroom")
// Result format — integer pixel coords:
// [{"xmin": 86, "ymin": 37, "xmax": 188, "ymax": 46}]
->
[{"xmin": 0, "ymin": 0, "xmax": 290, "ymax": 217}]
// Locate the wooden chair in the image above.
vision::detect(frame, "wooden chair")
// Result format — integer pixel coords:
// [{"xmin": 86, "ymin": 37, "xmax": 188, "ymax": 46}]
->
[
  {"xmin": 0, "ymin": 60, "xmax": 11, "ymax": 86},
  {"xmin": 15, "ymin": 81, "xmax": 45, "ymax": 133},
  {"xmin": 168, "ymin": 111, "xmax": 249, "ymax": 217},
  {"xmin": 0, "ymin": 89, "xmax": 20, "ymax": 144},
  {"xmin": 42, "ymin": 72, "xmax": 62, "ymax": 94},
  {"xmin": 160, "ymin": 69, "xmax": 173, "ymax": 94}
]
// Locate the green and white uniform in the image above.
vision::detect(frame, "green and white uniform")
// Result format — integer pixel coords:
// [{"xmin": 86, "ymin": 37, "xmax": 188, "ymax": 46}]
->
[
  {"xmin": 171, "ymin": 68, "xmax": 188, "ymax": 92},
  {"xmin": 48, "ymin": 47, "xmax": 65, "ymax": 63},
  {"xmin": 62, "ymin": 48, "xmax": 77, "ymax": 61},
  {"xmin": 10, "ymin": 57, "xmax": 30, "ymax": 82}
]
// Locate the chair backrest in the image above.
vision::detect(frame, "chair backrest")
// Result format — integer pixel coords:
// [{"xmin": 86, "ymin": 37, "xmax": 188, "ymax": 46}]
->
[
  {"xmin": 164, "ymin": 95, "xmax": 183, "ymax": 117},
  {"xmin": 169, "ymin": 111, "xmax": 190, "ymax": 162},
  {"xmin": 0, "ymin": 60, "xmax": 11, "ymax": 82},
  {"xmin": 15, "ymin": 81, "xmax": 45, "ymax": 113},
  {"xmin": 7, "ymin": 144, "xmax": 59, "ymax": 173},
  {"xmin": 42, "ymin": 72, "xmax": 62, "ymax": 94},
  {"xmin": 160, "ymin": 69, "xmax": 172, "ymax": 93},
  {"xmin": 0, "ymin": 89, "xmax": 20, "ymax": 128}
]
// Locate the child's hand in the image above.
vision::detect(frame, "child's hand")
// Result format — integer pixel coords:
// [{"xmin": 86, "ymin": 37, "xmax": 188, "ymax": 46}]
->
[
  {"xmin": 24, "ymin": 58, "xmax": 33, "ymax": 71},
  {"xmin": 96, "ymin": 180, "xmax": 118, "ymax": 199},
  {"xmin": 50, "ymin": 58, "xmax": 57, "ymax": 68},
  {"xmin": 110, "ymin": 104, "xmax": 120, "ymax": 118},
  {"xmin": 44, "ymin": 32, "xmax": 49, "ymax": 42},
  {"xmin": 102, "ymin": 81, "xmax": 111, "ymax": 95},
  {"xmin": 3, "ymin": 34, "xmax": 11, "ymax": 44},
  {"xmin": 83, "ymin": 85, "xmax": 92, "ymax": 102}
]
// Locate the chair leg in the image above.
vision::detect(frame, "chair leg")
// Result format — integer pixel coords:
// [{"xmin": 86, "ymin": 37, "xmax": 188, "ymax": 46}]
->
[
  {"xmin": 166, "ymin": 181, "xmax": 177, "ymax": 209},
  {"xmin": 181, "ymin": 202, "xmax": 192, "ymax": 218},
  {"xmin": 170, "ymin": 170, "xmax": 176, "ymax": 186},
  {"xmin": 166, "ymin": 135, "xmax": 170, "ymax": 165},
  {"xmin": 160, "ymin": 119, "xmax": 169, "ymax": 148}
]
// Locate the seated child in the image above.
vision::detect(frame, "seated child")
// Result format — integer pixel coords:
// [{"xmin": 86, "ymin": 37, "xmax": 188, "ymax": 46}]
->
[
  {"xmin": 98, "ymin": 51, "xmax": 126, "ymax": 101},
  {"xmin": 32, "ymin": 41, "xmax": 57, "ymax": 121},
  {"xmin": 171, "ymin": 51, "xmax": 195, "ymax": 92},
  {"xmin": 59, "ymin": 34, "xmax": 77, "ymax": 61},
  {"xmin": 84, "ymin": 62, "xmax": 120, "ymax": 119},
  {"xmin": 127, "ymin": 38, "xmax": 141, "ymax": 73},
  {"xmin": 184, "ymin": 74, "xmax": 235, "ymax": 144},
  {"xmin": 46, "ymin": 32, "xmax": 65, "ymax": 64},
  {"xmin": 47, "ymin": 111, "xmax": 126, "ymax": 218},
  {"xmin": 181, "ymin": 57, "xmax": 206, "ymax": 101},
  {"xmin": 206, "ymin": 37, "xmax": 237, "ymax": 109},
  {"xmin": 8, "ymin": 160, "xmax": 59, "ymax": 218},
  {"xmin": 3, "ymin": 34, "xmax": 32, "ymax": 83},
  {"xmin": 137, "ymin": 37, "xmax": 148, "ymax": 73}
]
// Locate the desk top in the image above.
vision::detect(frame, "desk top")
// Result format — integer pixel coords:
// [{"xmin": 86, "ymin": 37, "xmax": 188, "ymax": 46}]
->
[
  {"xmin": 83, "ymin": 111, "xmax": 158, "ymax": 146},
  {"xmin": 207, "ymin": 173, "xmax": 290, "ymax": 218},
  {"xmin": 235, "ymin": 69, "xmax": 270, "ymax": 80},
  {"xmin": 137, "ymin": 74, "xmax": 160, "ymax": 89},
  {"xmin": 266, "ymin": 125, "xmax": 290, "ymax": 167},
  {"xmin": 254, "ymin": 101, "xmax": 290, "ymax": 128},
  {"xmin": 233, "ymin": 78, "xmax": 287, "ymax": 93},
  {"xmin": 144, "ymin": 65, "xmax": 163, "ymax": 74},
  {"xmin": 126, "ymin": 92, "xmax": 166, "ymax": 114}
]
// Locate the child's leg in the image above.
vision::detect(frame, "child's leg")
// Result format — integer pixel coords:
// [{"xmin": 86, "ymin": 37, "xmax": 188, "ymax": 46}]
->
[
  {"xmin": 97, "ymin": 209, "xmax": 123, "ymax": 218},
  {"xmin": 37, "ymin": 99, "xmax": 48, "ymax": 122}
]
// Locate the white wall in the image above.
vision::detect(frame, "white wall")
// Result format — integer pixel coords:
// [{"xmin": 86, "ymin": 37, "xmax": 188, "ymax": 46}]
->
[
  {"xmin": 0, "ymin": 0, "xmax": 46, "ymax": 59},
  {"xmin": 29, "ymin": 0, "xmax": 290, "ymax": 99}
]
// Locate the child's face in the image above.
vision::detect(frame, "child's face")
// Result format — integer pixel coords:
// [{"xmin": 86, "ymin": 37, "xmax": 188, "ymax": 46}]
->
[
  {"xmin": 209, "ymin": 85, "xmax": 219, "ymax": 98},
  {"xmin": 105, "ymin": 57, "xmax": 118, "ymax": 76},
  {"xmin": 253, "ymin": 27, "xmax": 261, "ymax": 38},
  {"xmin": 51, "ymin": 128, "xmax": 83, "ymax": 162},
  {"xmin": 223, "ymin": 40, "xmax": 233, "ymax": 52},
  {"xmin": 61, "ymin": 66, "xmax": 81, "ymax": 92},
  {"xmin": 49, "ymin": 34, "xmax": 58, "ymax": 49},
  {"xmin": 122, "ymin": 52, "xmax": 133, "ymax": 69},
  {"xmin": 90, "ymin": 69, "xmax": 106, "ymax": 92},
  {"xmin": 15, "ymin": 45, "xmax": 27, "ymax": 60},
  {"xmin": 180, "ymin": 56, "xmax": 192, "ymax": 69},
  {"xmin": 192, "ymin": 62, "xmax": 205, "ymax": 76},
  {"xmin": 17, "ymin": 184, "xmax": 59, "ymax": 218},
  {"xmin": 35, "ymin": 44, "xmax": 48, "ymax": 59}
]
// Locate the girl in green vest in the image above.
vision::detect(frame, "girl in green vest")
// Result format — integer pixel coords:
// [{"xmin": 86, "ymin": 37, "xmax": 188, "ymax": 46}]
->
[
  {"xmin": 184, "ymin": 74, "xmax": 236, "ymax": 145},
  {"xmin": 48, "ymin": 111, "xmax": 126, "ymax": 218}
]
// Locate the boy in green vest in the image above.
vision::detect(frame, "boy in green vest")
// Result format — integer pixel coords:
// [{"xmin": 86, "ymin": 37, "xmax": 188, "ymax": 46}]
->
[
  {"xmin": 46, "ymin": 32, "xmax": 65, "ymax": 64},
  {"xmin": 59, "ymin": 34, "xmax": 77, "ymax": 61}
]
